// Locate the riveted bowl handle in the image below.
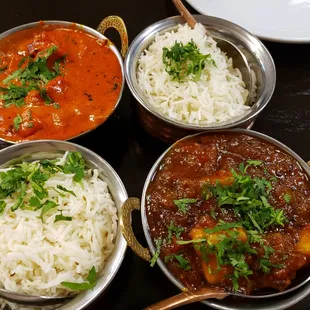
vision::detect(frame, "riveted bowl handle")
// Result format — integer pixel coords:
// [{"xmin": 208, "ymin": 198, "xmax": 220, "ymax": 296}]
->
[
  {"xmin": 120, "ymin": 197, "xmax": 151, "ymax": 261},
  {"xmin": 97, "ymin": 16, "xmax": 128, "ymax": 58}
]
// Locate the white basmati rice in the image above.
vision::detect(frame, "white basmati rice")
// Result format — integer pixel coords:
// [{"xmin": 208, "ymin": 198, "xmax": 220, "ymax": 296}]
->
[
  {"xmin": 137, "ymin": 23, "xmax": 251, "ymax": 125},
  {"xmin": 0, "ymin": 152, "xmax": 117, "ymax": 299}
]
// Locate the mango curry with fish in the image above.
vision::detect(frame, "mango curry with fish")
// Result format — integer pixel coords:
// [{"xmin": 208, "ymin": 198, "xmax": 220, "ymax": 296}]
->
[
  {"xmin": 0, "ymin": 24, "xmax": 122, "ymax": 142},
  {"xmin": 146, "ymin": 133, "xmax": 310, "ymax": 294}
]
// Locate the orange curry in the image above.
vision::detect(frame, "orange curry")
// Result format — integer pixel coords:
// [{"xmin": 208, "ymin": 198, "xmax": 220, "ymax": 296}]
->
[{"xmin": 0, "ymin": 23, "xmax": 122, "ymax": 142}]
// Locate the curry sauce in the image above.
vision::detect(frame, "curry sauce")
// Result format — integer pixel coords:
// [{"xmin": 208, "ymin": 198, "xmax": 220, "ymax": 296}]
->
[
  {"xmin": 146, "ymin": 133, "xmax": 310, "ymax": 294},
  {"xmin": 0, "ymin": 24, "xmax": 122, "ymax": 142}
]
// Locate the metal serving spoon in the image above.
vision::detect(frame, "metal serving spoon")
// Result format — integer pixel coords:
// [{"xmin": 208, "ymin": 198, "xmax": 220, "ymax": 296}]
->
[
  {"xmin": 172, "ymin": 0, "xmax": 252, "ymax": 105},
  {"xmin": 144, "ymin": 269, "xmax": 310, "ymax": 310}
]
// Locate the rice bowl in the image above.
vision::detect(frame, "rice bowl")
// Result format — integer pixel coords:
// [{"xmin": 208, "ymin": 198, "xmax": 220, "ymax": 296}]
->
[
  {"xmin": 137, "ymin": 23, "xmax": 254, "ymax": 125},
  {"xmin": 0, "ymin": 141, "xmax": 127, "ymax": 310}
]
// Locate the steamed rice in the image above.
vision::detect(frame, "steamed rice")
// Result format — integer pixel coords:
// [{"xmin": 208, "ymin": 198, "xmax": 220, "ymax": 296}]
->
[
  {"xmin": 137, "ymin": 23, "xmax": 251, "ymax": 125},
  {"xmin": 0, "ymin": 152, "xmax": 117, "ymax": 298}
]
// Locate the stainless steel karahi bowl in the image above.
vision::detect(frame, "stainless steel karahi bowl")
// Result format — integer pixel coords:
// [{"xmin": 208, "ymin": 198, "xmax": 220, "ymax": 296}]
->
[
  {"xmin": 0, "ymin": 16, "xmax": 128, "ymax": 144},
  {"xmin": 124, "ymin": 15, "xmax": 276, "ymax": 143},
  {"xmin": 0, "ymin": 140, "xmax": 127, "ymax": 309},
  {"xmin": 121, "ymin": 129, "xmax": 310, "ymax": 310}
]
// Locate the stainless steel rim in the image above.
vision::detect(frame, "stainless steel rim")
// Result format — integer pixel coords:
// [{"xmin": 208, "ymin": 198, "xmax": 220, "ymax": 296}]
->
[
  {"xmin": 140, "ymin": 129, "xmax": 310, "ymax": 310},
  {"xmin": 124, "ymin": 15, "xmax": 276, "ymax": 131},
  {"xmin": 0, "ymin": 21, "xmax": 125, "ymax": 144}
]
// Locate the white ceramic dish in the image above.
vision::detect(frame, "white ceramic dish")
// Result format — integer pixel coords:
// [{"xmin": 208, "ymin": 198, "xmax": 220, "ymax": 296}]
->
[{"xmin": 186, "ymin": 0, "xmax": 310, "ymax": 43}]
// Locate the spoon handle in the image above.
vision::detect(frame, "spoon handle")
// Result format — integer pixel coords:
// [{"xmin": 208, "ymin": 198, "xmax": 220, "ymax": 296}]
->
[
  {"xmin": 172, "ymin": 0, "xmax": 197, "ymax": 29},
  {"xmin": 144, "ymin": 287, "xmax": 228, "ymax": 310}
]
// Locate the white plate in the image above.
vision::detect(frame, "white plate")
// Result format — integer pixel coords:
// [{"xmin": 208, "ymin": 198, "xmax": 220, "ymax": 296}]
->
[{"xmin": 186, "ymin": 0, "xmax": 310, "ymax": 43}]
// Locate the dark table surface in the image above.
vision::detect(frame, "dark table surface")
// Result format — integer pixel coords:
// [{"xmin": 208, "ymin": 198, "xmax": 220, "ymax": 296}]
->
[{"xmin": 0, "ymin": 0, "xmax": 309, "ymax": 309}]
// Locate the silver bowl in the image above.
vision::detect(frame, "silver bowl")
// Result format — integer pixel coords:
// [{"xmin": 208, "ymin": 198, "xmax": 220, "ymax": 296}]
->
[
  {"xmin": 124, "ymin": 15, "xmax": 276, "ymax": 143},
  {"xmin": 0, "ymin": 140, "xmax": 127, "ymax": 309},
  {"xmin": 0, "ymin": 16, "xmax": 128, "ymax": 144},
  {"xmin": 121, "ymin": 129, "xmax": 310, "ymax": 310}
]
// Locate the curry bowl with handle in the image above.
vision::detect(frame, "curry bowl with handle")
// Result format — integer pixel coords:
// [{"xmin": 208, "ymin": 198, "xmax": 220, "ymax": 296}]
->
[
  {"xmin": 0, "ymin": 16, "xmax": 128, "ymax": 143},
  {"xmin": 121, "ymin": 129, "xmax": 310, "ymax": 310}
]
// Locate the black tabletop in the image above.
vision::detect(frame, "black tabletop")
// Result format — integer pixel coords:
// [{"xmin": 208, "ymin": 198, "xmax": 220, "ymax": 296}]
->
[{"xmin": 0, "ymin": 1, "xmax": 309, "ymax": 310}]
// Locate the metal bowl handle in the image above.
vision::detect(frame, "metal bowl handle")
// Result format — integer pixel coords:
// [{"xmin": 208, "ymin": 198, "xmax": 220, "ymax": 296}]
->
[
  {"xmin": 120, "ymin": 198, "xmax": 151, "ymax": 261},
  {"xmin": 97, "ymin": 16, "xmax": 128, "ymax": 58}
]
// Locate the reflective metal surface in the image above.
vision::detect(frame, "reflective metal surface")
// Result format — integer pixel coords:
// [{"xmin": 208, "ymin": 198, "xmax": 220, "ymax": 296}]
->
[
  {"xmin": 136, "ymin": 129, "xmax": 310, "ymax": 310},
  {"xmin": 0, "ymin": 140, "xmax": 128, "ymax": 309},
  {"xmin": 125, "ymin": 15, "xmax": 276, "ymax": 142}
]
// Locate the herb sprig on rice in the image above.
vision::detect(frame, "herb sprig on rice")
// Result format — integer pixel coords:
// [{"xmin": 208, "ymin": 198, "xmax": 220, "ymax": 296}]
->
[
  {"xmin": 0, "ymin": 152, "xmax": 117, "ymax": 296},
  {"xmin": 137, "ymin": 23, "xmax": 252, "ymax": 125}
]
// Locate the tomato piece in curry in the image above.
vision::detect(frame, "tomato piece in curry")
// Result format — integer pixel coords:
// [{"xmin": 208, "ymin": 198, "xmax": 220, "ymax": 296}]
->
[
  {"xmin": 0, "ymin": 24, "xmax": 122, "ymax": 142},
  {"xmin": 146, "ymin": 133, "xmax": 310, "ymax": 294}
]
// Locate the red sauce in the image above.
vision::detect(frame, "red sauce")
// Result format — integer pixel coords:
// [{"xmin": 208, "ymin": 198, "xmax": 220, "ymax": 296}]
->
[
  {"xmin": 146, "ymin": 133, "xmax": 310, "ymax": 294},
  {"xmin": 0, "ymin": 24, "xmax": 122, "ymax": 142}
]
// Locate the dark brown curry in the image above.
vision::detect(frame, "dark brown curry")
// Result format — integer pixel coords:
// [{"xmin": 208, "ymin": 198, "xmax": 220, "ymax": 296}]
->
[{"xmin": 146, "ymin": 133, "xmax": 310, "ymax": 294}]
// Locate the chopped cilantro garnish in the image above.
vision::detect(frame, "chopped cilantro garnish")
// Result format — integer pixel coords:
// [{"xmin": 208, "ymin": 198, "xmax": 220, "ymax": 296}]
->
[
  {"xmin": 204, "ymin": 221, "xmax": 242, "ymax": 234},
  {"xmin": 61, "ymin": 266, "xmax": 97, "ymax": 291},
  {"xmin": 55, "ymin": 212, "xmax": 73, "ymax": 223},
  {"xmin": 173, "ymin": 198, "xmax": 197, "ymax": 214},
  {"xmin": 150, "ymin": 237, "xmax": 163, "ymax": 267},
  {"xmin": 29, "ymin": 196, "xmax": 41, "ymax": 209},
  {"xmin": 211, "ymin": 165, "xmax": 286, "ymax": 233},
  {"xmin": 32, "ymin": 182, "xmax": 48, "ymax": 200},
  {"xmin": 40, "ymin": 159, "xmax": 62, "ymax": 173},
  {"xmin": 167, "ymin": 221, "xmax": 184, "ymax": 243},
  {"xmin": 13, "ymin": 114, "xmax": 23, "ymax": 130},
  {"xmin": 283, "ymin": 193, "xmax": 291, "ymax": 204},
  {"xmin": 0, "ymin": 201, "xmax": 6, "ymax": 215},
  {"xmin": 11, "ymin": 182, "xmax": 26, "ymax": 211},
  {"xmin": 63, "ymin": 152, "xmax": 85, "ymax": 182},
  {"xmin": 0, "ymin": 45, "xmax": 66, "ymax": 107},
  {"xmin": 56, "ymin": 185, "xmax": 76, "ymax": 197},
  {"xmin": 39, "ymin": 200, "xmax": 58, "ymax": 220},
  {"xmin": 162, "ymin": 40, "xmax": 216, "ymax": 82},
  {"xmin": 165, "ymin": 254, "xmax": 191, "ymax": 270},
  {"xmin": 0, "ymin": 168, "xmax": 27, "ymax": 199}
]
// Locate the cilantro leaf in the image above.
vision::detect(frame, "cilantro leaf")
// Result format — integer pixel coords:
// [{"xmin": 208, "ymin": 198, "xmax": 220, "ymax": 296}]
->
[
  {"xmin": 40, "ymin": 159, "xmax": 62, "ymax": 173},
  {"xmin": 29, "ymin": 196, "xmax": 41, "ymax": 209},
  {"xmin": 247, "ymin": 160, "xmax": 263, "ymax": 166},
  {"xmin": 56, "ymin": 185, "xmax": 76, "ymax": 197},
  {"xmin": 39, "ymin": 200, "xmax": 58, "ymax": 220},
  {"xmin": 204, "ymin": 222, "xmax": 242, "ymax": 234},
  {"xmin": 11, "ymin": 182, "xmax": 27, "ymax": 211},
  {"xmin": 54, "ymin": 214, "xmax": 73, "ymax": 223},
  {"xmin": 0, "ymin": 201, "xmax": 6, "ymax": 215},
  {"xmin": 173, "ymin": 198, "xmax": 197, "ymax": 214},
  {"xmin": 150, "ymin": 237, "xmax": 163, "ymax": 267},
  {"xmin": 176, "ymin": 238, "xmax": 207, "ymax": 245},
  {"xmin": 0, "ymin": 168, "xmax": 27, "ymax": 199},
  {"xmin": 165, "ymin": 254, "xmax": 191, "ymax": 270},
  {"xmin": 283, "ymin": 193, "xmax": 291, "ymax": 204},
  {"xmin": 13, "ymin": 114, "xmax": 23, "ymax": 131},
  {"xmin": 61, "ymin": 266, "xmax": 97, "ymax": 291},
  {"xmin": 30, "ymin": 169, "xmax": 48, "ymax": 184},
  {"xmin": 167, "ymin": 221, "xmax": 184, "ymax": 243},
  {"xmin": 63, "ymin": 152, "xmax": 85, "ymax": 182},
  {"xmin": 32, "ymin": 182, "xmax": 48, "ymax": 200}
]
